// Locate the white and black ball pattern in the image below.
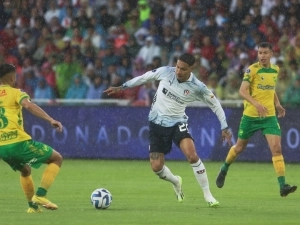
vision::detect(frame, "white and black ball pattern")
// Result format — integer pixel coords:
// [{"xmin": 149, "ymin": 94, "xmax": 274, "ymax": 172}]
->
[{"xmin": 91, "ymin": 188, "xmax": 112, "ymax": 209}]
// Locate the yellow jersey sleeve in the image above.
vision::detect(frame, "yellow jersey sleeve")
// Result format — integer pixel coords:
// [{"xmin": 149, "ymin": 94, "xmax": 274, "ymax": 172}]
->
[
  {"xmin": 0, "ymin": 86, "xmax": 32, "ymax": 145},
  {"xmin": 242, "ymin": 62, "xmax": 278, "ymax": 117}
]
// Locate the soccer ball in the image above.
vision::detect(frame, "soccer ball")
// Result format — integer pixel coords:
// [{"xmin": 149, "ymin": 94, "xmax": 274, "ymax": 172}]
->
[{"xmin": 91, "ymin": 188, "xmax": 112, "ymax": 209}]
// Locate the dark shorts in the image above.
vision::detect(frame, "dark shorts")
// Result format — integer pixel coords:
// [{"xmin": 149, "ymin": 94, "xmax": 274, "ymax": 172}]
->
[
  {"xmin": 149, "ymin": 121, "xmax": 193, "ymax": 155},
  {"xmin": 238, "ymin": 115, "xmax": 281, "ymax": 139},
  {"xmin": 0, "ymin": 140, "xmax": 53, "ymax": 171}
]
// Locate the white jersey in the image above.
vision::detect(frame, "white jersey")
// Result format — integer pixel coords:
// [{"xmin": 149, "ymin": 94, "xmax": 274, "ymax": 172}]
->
[{"xmin": 122, "ymin": 66, "xmax": 228, "ymax": 129}]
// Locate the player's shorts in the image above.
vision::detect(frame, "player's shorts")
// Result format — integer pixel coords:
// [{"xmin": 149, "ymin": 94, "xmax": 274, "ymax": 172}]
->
[
  {"xmin": 149, "ymin": 121, "xmax": 193, "ymax": 155},
  {"xmin": 238, "ymin": 115, "xmax": 281, "ymax": 139},
  {"xmin": 0, "ymin": 139, "xmax": 53, "ymax": 171}
]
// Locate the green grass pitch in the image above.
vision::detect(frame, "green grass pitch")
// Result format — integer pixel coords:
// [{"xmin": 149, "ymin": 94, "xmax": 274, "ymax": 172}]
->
[{"xmin": 0, "ymin": 159, "xmax": 299, "ymax": 225}]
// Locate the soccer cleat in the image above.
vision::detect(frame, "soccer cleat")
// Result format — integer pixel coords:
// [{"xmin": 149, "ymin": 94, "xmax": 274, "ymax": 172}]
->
[
  {"xmin": 216, "ymin": 169, "xmax": 227, "ymax": 188},
  {"xmin": 207, "ymin": 201, "xmax": 220, "ymax": 208},
  {"xmin": 173, "ymin": 175, "xmax": 184, "ymax": 203},
  {"xmin": 32, "ymin": 195, "xmax": 58, "ymax": 210},
  {"xmin": 27, "ymin": 206, "xmax": 43, "ymax": 213},
  {"xmin": 280, "ymin": 184, "xmax": 297, "ymax": 197}
]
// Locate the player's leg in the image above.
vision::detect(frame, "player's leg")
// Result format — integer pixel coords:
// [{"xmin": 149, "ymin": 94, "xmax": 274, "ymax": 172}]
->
[
  {"xmin": 179, "ymin": 138, "xmax": 218, "ymax": 207},
  {"xmin": 32, "ymin": 149, "xmax": 63, "ymax": 209},
  {"xmin": 18, "ymin": 165, "xmax": 43, "ymax": 213},
  {"xmin": 149, "ymin": 152, "xmax": 184, "ymax": 202},
  {"xmin": 265, "ymin": 134, "xmax": 297, "ymax": 197},
  {"xmin": 149, "ymin": 122, "xmax": 183, "ymax": 202},
  {"xmin": 216, "ymin": 116, "xmax": 255, "ymax": 188}
]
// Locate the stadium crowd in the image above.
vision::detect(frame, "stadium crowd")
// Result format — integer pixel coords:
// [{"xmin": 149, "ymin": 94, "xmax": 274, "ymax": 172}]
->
[{"xmin": 1, "ymin": 0, "xmax": 300, "ymax": 107}]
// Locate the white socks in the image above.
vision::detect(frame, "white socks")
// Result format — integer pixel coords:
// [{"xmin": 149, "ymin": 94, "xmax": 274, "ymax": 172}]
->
[
  {"xmin": 191, "ymin": 159, "xmax": 215, "ymax": 202},
  {"xmin": 155, "ymin": 165, "xmax": 179, "ymax": 186}
]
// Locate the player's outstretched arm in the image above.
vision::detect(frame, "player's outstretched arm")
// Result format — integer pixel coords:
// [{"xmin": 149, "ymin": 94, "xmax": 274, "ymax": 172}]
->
[
  {"xmin": 103, "ymin": 86, "xmax": 122, "ymax": 96},
  {"xmin": 20, "ymin": 98, "xmax": 63, "ymax": 132}
]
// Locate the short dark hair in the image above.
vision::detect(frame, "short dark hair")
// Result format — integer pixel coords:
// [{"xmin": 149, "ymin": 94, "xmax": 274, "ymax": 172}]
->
[
  {"xmin": 178, "ymin": 53, "xmax": 195, "ymax": 66},
  {"xmin": 258, "ymin": 42, "xmax": 273, "ymax": 50},
  {"xmin": 0, "ymin": 64, "xmax": 16, "ymax": 78}
]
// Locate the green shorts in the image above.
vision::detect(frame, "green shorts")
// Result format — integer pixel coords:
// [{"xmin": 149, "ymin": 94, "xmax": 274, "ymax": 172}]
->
[
  {"xmin": 0, "ymin": 140, "xmax": 53, "ymax": 171},
  {"xmin": 238, "ymin": 115, "xmax": 281, "ymax": 139}
]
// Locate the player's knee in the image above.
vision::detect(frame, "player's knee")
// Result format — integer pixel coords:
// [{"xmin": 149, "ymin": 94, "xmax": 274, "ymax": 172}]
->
[
  {"xmin": 271, "ymin": 144, "xmax": 282, "ymax": 155},
  {"xmin": 186, "ymin": 153, "xmax": 199, "ymax": 164},
  {"xmin": 20, "ymin": 165, "xmax": 31, "ymax": 176},
  {"xmin": 150, "ymin": 161, "xmax": 163, "ymax": 173},
  {"xmin": 49, "ymin": 150, "xmax": 63, "ymax": 166}
]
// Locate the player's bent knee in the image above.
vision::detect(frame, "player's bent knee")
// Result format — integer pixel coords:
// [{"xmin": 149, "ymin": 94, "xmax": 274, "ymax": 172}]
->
[
  {"xmin": 20, "ymin": 165, "xmax": 31, "ymax": 176},
  {"xmin": 48, "ymin": 150, "xmax": 63, "ymax": 166}
]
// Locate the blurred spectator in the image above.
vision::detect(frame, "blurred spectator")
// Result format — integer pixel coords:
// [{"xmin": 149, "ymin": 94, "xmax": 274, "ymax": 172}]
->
[
  {"xmin": 40, "ymin": 61, "xmax": 57, "ymax": 91},
  {"xmin": 34, "ymin": 77, "xmax": 55, "ymax": 100},
  {"xmin": 137, "ymin": 0, "xmax": 151, "ymax": 23},
  {"xmin": 137, "ymin": 36, "xmax": 161, "ymax": 65},
  {"xmin": 55, "ymin": 52, "xmax": 82, "ymax": 98},
  {"xmin": 86, "ymin": 75, "xmax": 108, "ymax": 99},
  {"xmin": 206, "ymin": 73, "xmax": 224, "ymax": 100},
  {"xmin": 235, "ymin": 52, "xmax": 250, "ymax": 79},
  {"xmin": 223, "ymin": 69, "xmax": 242, "ymax": 100},
  {"xmin": 97, "ymin": 5, "xmax": 116, "ymax": 32},
  {"xmin": 282, "ymin": 75, "xmax": 300, "ymax": 107},
  {"xmin": 44, "ymin": 0, "xmax": 60, "ymax": 24},
  {"xmin": 65, "ymin": 74, "xmax": 88, "ymax": 99},
  {"xmin": 19, "ymin": 69, "xmax": 39, "ymax": 98},
  {"xmin": 132, "ymin": 57, "xmax": 146, "ymax": 77},
  {"xmin": 276, "ymin": 67, "xmax": 292, "ymax": 103}
]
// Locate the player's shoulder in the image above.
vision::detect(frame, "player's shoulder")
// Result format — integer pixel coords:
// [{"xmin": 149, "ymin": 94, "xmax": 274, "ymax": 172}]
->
[
  {"xmin": 152, "ymin": 66, "xmax": 175, "ymax": 77},
  {"xmin": 270, "ymin": 63, "xmax": 280, "ymax": 71},
  {"xmin": 154, "ymin": 66, "xmax": 175, "ymax": 73}
]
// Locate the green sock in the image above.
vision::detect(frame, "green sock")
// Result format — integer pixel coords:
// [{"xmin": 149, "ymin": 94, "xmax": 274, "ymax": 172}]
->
[
  {"xmin": 28, "ymin": 202, "xmax": 38, "ymax": 209},
  {"xmin": 36, "ymin": 187, "xmax": 47, "ymax": 196},
  {"xmin": 278, "ymin": 176, "xmax": 285, "ymax": 189},
  {"xmin": 221, "ymin": 162, "xmax": 230, "ymax": 172}
]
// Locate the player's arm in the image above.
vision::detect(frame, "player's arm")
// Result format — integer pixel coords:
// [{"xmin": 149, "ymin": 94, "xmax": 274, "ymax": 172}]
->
[
  {"xmin": 199, "ymin": 87, "xmax": 232, "ymax": 146},
  {"xmin": 104, "ymin": 67, "xmax": 164, "ymax": 96},
  {"xmin": 20, "ymin": 98, "xmax": 63, "ymax": 132},
  {"xmin": 239, "ymin": 81, "xmax": 268, "ymax": 118},
  {"xmin": 274, "ymin": 92, "xmax": 286, "ymax": 118}
]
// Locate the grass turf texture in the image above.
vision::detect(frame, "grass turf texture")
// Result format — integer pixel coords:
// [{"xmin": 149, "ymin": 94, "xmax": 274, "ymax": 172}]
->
[{"xmin": 0, "ymin": 160, "xmax": 299, "ymax": 225}]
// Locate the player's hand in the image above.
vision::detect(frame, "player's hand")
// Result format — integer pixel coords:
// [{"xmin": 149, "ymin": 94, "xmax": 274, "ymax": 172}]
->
[
  {"xmin": 254, "ymin": 102, "xmax": 268, "ymax": 118},
  {"xmin": 103, "ymin": 87, "xmax": 122, "ymax": 96},
  {"xmin": 222, "ymin": 128, "xmax": 232, "ymax": 146},
  {"xmin": 276, "ymin": 104, "xmax": 286, "ymax": 118},
  {"xmin": 50, "ymin": 119, "xmax": 63, "ymax": 132}
]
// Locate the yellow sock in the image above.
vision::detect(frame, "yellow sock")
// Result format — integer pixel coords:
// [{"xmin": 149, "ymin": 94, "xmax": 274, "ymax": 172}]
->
[
  {"xmin": 225, "ymin": 145, "xmax": 238, "ymax": 164},
  {"xmin": 20, "ymin": 175, "xmax": 35, "ymax": 202},
  {"xmin": 272, "ymin": 155, "xmax": 285, "ymax": 177},
  {"xmin": 40, "ymin": 163, "xmax": 60, "ymax": 191}
]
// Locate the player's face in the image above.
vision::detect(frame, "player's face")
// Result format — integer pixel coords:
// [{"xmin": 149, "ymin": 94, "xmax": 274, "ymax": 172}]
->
[
  {"xmin": 175, "ymin": 60, "xmax": 192, "ymax": 82},
  {"xmin": 257, "ymin": 47, "xmax": 273, "ymax": 67}
]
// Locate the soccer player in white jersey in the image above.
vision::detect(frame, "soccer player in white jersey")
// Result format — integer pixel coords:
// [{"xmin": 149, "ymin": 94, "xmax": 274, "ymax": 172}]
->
[{"xmin": 104, "ymin": 53, "xmax": 232, "ymax": 207}]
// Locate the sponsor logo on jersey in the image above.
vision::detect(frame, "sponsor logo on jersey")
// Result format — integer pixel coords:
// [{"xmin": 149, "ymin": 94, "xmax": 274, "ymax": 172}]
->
[
  {"xmin": 261, "ymin": 76, "xmax": 264, "ymax": 80},
  {"xmin": 152, "ymin": 69, "xmax": 156, "ymax": 72},
  {"xmin": 162, "ymin": 88, "xmax": 184, "ymax": 104},
  {"xmin": 246, "ymin": 68, "xmax": 251, "ymax": 73},
  {"xmin": 0, "ymin": 89, "xmax": 7, "ymax": 97},
  {"xmin": 0, "ymin": 130, "xmax": 18, "ymax": 141},
  {"xmin": 257, "ymin": 84, "xmax": 275, "ymax": 90},
  {"xmin": 184, "ymin": 89, "xmax": 189, "ymax": 95}
]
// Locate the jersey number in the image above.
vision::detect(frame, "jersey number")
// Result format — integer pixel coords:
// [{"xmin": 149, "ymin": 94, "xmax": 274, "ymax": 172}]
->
[
  {"xmin": 178, "ymin": 123, "xmax": 189, "ymax": 132},
  {"xmin": 0, "ymin": 107, "xmax": 9, "ymax": 129}
]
